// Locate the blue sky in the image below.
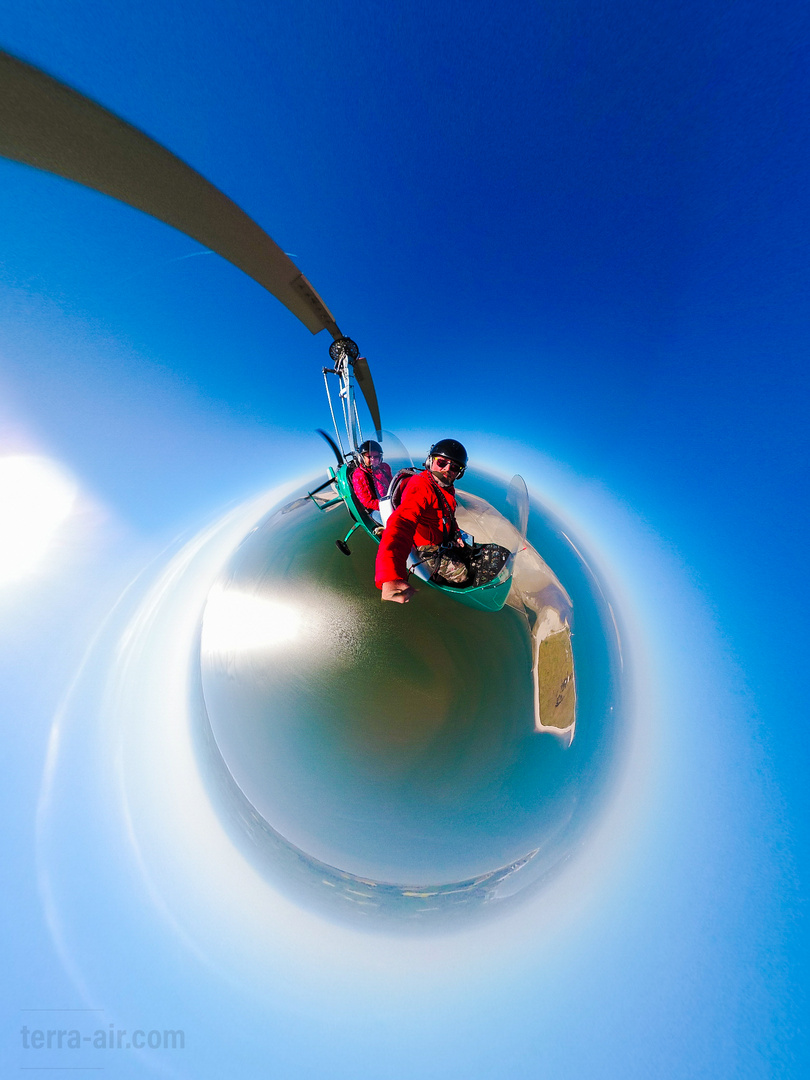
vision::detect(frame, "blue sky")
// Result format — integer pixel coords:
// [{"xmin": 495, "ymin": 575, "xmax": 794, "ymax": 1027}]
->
[{"xmin": 1, "ymin": 1, "xmax": 808, "ymax": 1076}]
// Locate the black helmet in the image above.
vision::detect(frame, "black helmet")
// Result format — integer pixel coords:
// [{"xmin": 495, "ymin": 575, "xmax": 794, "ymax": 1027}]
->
[
  {"xmin": 427, "ymin": 438, "xmax": 468, "ymax": 477},
  {"xmin": 359, "ymin": 440, "xmax": 383, "ymax": 456}
]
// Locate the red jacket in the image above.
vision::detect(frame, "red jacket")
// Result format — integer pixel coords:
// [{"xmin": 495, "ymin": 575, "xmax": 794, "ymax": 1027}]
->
[
  {"xmin": 375, "ymin": 469, "xmax": 458, "ymax": 586},
  {"xmin": 352, "ymin": 462, "xmax": 392, "ymax": 511}
]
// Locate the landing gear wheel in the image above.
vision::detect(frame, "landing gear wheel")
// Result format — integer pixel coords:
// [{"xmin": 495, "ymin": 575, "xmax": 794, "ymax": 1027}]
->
[{"xmin": 335, "ymin": 540, "xmax": 352, "ymax": 556}]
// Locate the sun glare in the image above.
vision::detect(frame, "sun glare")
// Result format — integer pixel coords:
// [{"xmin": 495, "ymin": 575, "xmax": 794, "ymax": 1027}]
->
[
  {"xmin": 201, "ymin": 587, "xmax": 302, "ymax": 654},
  {"xmin": 0, "ymin": 455, "xmax": 78, "ymax": 586}
]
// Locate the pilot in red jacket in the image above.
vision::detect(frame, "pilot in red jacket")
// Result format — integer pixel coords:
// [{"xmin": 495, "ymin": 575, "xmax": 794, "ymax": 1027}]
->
[{"xmin": 376, "ymin": 439, "xmax": 469, "ymax": 603}]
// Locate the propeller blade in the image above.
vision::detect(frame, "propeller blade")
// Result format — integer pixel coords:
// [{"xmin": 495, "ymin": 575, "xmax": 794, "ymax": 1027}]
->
[
  {"xmin": 353, "ymin": 355, "xmax": 382, "ymax": 439},
  {"xmin": 0, "ymin": 50, "xmax": 341, "ymax": 338},
  {"xmin": 316, "ymin": 428, "xmax": 344, "ymax": 465}
]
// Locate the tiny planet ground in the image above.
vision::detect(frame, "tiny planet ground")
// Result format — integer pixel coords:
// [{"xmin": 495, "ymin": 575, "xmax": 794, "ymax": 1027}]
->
[{"xmin": 198, "ymin": 469, "xmax": 624, "ymax": 925}]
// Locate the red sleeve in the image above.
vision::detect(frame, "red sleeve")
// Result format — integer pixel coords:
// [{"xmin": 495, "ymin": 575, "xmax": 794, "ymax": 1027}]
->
[
  {"xmin": 375, "ymin": 475, "xmax": 427, "ymax": 586},
  {"xmin": 352, "ymin": 467, "xmax": 378, "ymax": 510}
]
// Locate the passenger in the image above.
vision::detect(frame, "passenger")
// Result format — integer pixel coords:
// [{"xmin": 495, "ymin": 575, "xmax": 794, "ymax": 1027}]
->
[
  {"xmin": 376, "ymin": 439, "xmax": 469, "ymax": 604},
  {"xmin": 352, "ymin": 440, "xmax": 393, "ymax": 513}
]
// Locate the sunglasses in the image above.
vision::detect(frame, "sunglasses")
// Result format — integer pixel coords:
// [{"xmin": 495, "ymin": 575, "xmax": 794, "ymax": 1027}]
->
[
  {"xmin": 364, "ymin": 452, "xmax": 382, "ymax": 461},
  {"xmin": 433, "ymin": 456, "xmax": 463, "ymax": 474}
]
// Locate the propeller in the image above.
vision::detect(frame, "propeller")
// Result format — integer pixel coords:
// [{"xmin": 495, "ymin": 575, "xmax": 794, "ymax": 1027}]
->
[
  {"xmin": 316, "ymin": 428, "xmax": 345, "ymax": 465},
  {"xmin": 0, "ymin": 50, "xmax": 385, "ymax": 434},
  {"xmin": 353, "ymin": 355, "xmax": 382, "ymax": 440},
  {"xmin": 0, "ymin": 49, "xmax": 340, "ymax": 337},
  {"xmin": 327, "ymin": 337, "xmax": 382, "ymax": 440}
]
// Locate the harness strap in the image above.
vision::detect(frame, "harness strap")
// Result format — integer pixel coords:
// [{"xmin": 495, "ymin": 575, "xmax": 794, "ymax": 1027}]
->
[
  {"xmin": 359, "ymin": 464, "xmax": 376, "ymax": 499},
  {"xmin": 359, "ymin": 463, "xmax": 391, "ymax": 502},
  {"xmin": 430, "ymin": 476, "xmax": 463, "ymax": 549}
]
